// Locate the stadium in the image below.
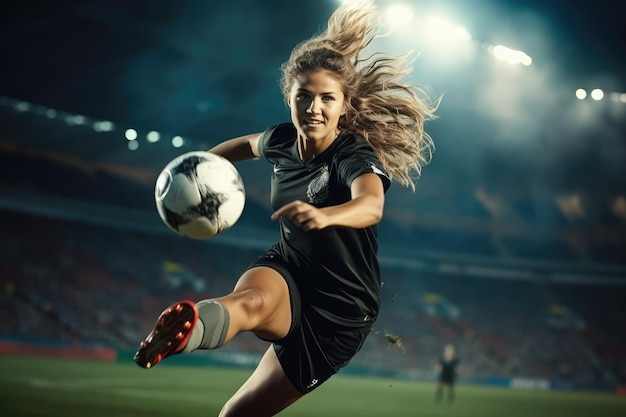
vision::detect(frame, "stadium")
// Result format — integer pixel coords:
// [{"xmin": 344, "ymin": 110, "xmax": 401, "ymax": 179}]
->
[{"xmin": 1, "ymin": 1, "xmax": 625, "ymax": 416}]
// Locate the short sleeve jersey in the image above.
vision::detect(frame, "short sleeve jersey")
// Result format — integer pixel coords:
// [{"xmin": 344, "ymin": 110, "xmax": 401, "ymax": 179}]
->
[
  {"xmin": 439, "ymin": 356, "xmax": 459, "ymax": 380},
  {"xmin": 258, "ymin": 123, "xmax": 391, "ymax": 327}
]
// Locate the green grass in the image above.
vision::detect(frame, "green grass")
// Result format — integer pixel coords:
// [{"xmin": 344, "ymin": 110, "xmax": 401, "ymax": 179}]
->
[{"xmin": 1, "ymin": 356, "xmax": 624, "ymax": 417}]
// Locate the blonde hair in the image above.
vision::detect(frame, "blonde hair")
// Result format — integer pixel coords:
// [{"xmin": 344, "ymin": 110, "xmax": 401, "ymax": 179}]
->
[{"xmin": 280, "ymin": 0, "xmax": 438, "ymax": 190}]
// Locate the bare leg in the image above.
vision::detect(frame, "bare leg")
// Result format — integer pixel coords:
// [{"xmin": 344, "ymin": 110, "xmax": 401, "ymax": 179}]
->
[
  {"xmin": 216, "ymin": 266, "xmax": 293, "ymax": 342},
  {"xmin": 136, "ymin": 266, "xmax": 293, "ymax": 367},
  {"xmin": 216, "ymin": 267, "xmax": 303, "ymax": 416},
  {"xmin": 137, "ymin": 265, "xmax": 300, "ymax": 416},
  {"xmin": 219, "ymin": 346, "xmax": 303, "ymax": 417}
]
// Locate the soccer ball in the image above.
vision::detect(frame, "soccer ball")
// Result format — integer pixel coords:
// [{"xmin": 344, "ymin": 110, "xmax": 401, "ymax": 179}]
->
[{"xmin": 155, "ymin": 151, "xmax": 245, "ymax": 239}]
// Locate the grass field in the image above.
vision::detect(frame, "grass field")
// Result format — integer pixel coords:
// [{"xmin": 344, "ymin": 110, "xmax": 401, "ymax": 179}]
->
[{"xmin": 1, "ymin": 356, "xmax": 624, "ymax": 417}]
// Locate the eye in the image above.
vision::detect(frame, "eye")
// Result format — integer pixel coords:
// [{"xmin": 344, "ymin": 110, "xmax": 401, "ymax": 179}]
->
[
  {"xmin": 295, "ymin": 93, "xmax": 310, "ymax": 100},
  {"xmin": 322, "ymin": 95, "xmax": 335, "ymax": 102}
]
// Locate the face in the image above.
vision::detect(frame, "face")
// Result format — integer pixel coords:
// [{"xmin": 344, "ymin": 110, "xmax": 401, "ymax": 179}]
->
[{"xmin": 288, "ymin": 69, "xmax": 346, "ymax": 146}]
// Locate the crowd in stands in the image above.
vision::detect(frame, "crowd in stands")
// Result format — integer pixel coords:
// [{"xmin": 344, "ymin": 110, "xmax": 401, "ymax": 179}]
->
[
  {"xmin": 1, "ymin": 150, "xmax": 625, "ymax": 266},
  {"xmin": 1, "ymin": 151, "xmax": 624, "ymax": 388},
  {"xmin": 1, "ymin": 210, "xmax": 624, "ymax": 388}
]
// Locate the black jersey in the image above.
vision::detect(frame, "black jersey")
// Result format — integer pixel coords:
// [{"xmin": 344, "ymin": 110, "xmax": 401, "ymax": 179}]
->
[
  {"xmin": 258, "ymin": 123, "xmax": 391, "ymax": 327},
  {"xmin": 439, "ymin": 356, "xmax": 459, "ymax": 382}
]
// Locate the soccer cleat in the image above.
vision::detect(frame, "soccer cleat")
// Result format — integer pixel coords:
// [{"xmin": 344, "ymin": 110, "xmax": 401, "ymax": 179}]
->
[{"xmin": 134, "ymin": 300, "xmax": 199, "ymax": 369}]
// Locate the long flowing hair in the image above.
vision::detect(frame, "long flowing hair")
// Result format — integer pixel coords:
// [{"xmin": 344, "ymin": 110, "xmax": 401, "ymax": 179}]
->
[{"xmin": 280, "ymin": 0, "xmax": 438, "ymax": 190}]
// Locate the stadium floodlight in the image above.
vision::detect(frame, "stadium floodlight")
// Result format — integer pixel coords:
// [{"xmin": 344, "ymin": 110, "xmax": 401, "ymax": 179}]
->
[
  {"xmin": 125, "ymin": 128, "xmax": 138, "ymax": 141},
  {"xmin": 489, "ymin": 44, "xmax": 532, "ymax": 66},
  {"xmin": 93, "ymin": 121, "xmax": 114, "ymax": 132},
  {"xmin": 172, "ymin": 135, "xmax": 185, "ymax": 148},
  {"xmin": 147, "ymin": 130, "xmax": 161, "ymax": 143},
  {"xmin": 575, "ymin": 89, "xmax": 587, "ymax": 100},
  {"xmin": 385, "ymin": 4, "xmax": 415, "ymax": 31},
  {"xmin": 65, "ymin": 114, "xmax": 86, "ymax": 126},
  {"xmin": 590, "ymin": 89, "xmax": 604, "ymax": 100},
  {"xmin": 424, "ymin": 16, "xmax": 472, "ymax": 44}
]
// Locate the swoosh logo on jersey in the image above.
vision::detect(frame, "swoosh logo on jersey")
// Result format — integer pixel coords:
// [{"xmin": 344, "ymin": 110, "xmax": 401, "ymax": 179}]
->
[{"xmin": 370, "ymin": 163, "xmax": 385, "ymax": 176}]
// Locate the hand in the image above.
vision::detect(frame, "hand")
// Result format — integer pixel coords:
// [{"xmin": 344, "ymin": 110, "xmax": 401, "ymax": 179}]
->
[{"xmin": 271, "ymin": 200, "xmax": 330, "ymax": 231}]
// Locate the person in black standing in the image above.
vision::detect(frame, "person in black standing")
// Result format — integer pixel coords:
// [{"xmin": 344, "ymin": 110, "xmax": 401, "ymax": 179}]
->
[{"xmin": 435, "ymin": 343, "xmax": 460, "ymax": 403}]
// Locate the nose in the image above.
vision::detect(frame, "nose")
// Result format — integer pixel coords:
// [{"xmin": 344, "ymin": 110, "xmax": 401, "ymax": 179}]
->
[{"xmin": 306, "ymin": 98, "xmax": 320, "ymax": 114}]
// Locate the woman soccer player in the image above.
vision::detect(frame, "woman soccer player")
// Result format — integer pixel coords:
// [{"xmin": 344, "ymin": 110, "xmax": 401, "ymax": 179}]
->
[{"xmin": 134, "ymin": 1, "xmax": 437, "ymax": 416}]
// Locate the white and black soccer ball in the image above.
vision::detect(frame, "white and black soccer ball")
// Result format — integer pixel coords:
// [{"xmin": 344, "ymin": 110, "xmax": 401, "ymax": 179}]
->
[{"xmin": 155, "ymin": 151, "xmax": 245, "ymax": 239}]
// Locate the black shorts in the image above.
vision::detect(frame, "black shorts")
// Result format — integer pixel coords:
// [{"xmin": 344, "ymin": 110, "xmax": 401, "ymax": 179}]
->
[
  {"xmin": 248, "ymin": 247, "xmax": 371, "ymax": 394},
  {"xmin": 439, "ymin": 374, "xmax": 456, "ymax": 385}
]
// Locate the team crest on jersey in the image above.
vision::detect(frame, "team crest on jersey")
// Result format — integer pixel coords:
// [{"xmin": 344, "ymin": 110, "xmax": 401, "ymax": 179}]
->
[{"xmin": 307, "ymin": 164, "xmax": 329, "ymax": 204}]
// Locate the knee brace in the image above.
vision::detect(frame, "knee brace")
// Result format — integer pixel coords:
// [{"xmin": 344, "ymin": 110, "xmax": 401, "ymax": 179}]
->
[{"xmin": 196, "ymin": 299, "xmax": 230, "ymax": 350}]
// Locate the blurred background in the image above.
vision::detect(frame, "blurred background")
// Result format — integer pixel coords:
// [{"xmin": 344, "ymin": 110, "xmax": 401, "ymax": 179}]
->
[{"xmin": 1, "ymin": 0, "xmax": 625, "ymax": 394}]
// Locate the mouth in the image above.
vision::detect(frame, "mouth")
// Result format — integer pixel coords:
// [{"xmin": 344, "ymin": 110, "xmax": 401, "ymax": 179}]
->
[{"xmin": 303, "ymin": 119, "xmax": 323, "ymax": 127}]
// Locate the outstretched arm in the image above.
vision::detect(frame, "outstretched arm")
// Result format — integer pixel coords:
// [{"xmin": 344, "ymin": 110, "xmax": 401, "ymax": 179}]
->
[
  {"xmin": 271, "ymin": 172, "xmax": 385, "ymax": 230},
  {"xmin": 209, "ymin": 133, "xmax": 262, "ymax": 162}
]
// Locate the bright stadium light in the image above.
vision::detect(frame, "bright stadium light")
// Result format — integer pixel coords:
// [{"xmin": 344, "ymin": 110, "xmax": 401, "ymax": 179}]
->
[
  {"xmin": 172, "ymin": 135, "xmax": 185, "ymax": 148},
  {"xmin": 489, "ymin": 44, "xmax": 532, "ymax": 66},
  {"xmin": 424, "ymin": 16, "xmax": 472, "ymax": 44},
  {"xmin": 575, "ymin": 89, "xmax": 587, "ymax": 100},
  {"xmin": 125, "ymin": 128, "xmax": 138, "ymax": 140},
  {"xmin": 147, "ymin": 130, "xmax": 161, "ymax": 143},
  {"xmin": 385, "ymin": 4, "xmax": 415, "ymax": 30},
  {"xmin": 65, "ymin": 114, "xmax": 86, "ymax": 125},
  {"xmin": 93, "ymin": 121, "xmax": 114, "ymax": 132},
  {"xmin": 591, "ymin": 89, "xmax": 604, "ymax": 101}
]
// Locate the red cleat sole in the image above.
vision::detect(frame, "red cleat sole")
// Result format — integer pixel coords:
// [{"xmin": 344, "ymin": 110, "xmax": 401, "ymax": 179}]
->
[{"xmin": 134, "ymin": 300, "xmax": 198, "ymax": 369}]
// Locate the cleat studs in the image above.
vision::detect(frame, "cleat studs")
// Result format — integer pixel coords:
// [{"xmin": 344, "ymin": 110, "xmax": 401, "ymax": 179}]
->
[{"xmin": 135, "ymin": 302, "xmax": 196, "ymax": 370}]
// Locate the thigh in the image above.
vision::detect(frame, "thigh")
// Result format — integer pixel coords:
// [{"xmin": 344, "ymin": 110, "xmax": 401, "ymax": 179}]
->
[
  {"xmin": 219, "ymin": 345, "xmax": 303, "ymax": 417},
  {"xmin": 216, "ymin": 266, "xmax": 292, "ymax": 341}
]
